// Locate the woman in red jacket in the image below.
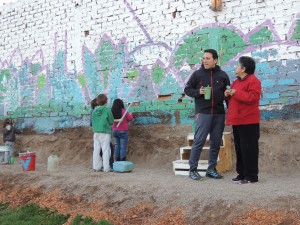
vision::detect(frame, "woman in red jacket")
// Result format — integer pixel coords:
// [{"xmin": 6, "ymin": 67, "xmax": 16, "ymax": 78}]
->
[{"xmin": 225, "ymin": 56, "xmax": 261, "ymax": 184}]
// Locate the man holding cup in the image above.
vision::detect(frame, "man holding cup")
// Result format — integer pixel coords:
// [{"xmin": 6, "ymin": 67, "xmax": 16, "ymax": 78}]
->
[{"xmin": 184, "ymin": 49, "xmax": 230, "ymax": 181}]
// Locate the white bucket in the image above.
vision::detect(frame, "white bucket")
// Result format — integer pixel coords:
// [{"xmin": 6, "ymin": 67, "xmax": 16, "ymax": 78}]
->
[
  {"xmin": 0, "ymin": 146, "xmax": 9, "ymax": 164},
  {"xmin": 47, "ymin": 155, "xmax": 60, "ymax": 172}
]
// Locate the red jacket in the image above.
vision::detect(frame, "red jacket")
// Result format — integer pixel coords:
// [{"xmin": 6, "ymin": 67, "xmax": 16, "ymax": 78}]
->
[{"xmin": 226, "ymin": 74, "xmax": 261, "ymax": 125}]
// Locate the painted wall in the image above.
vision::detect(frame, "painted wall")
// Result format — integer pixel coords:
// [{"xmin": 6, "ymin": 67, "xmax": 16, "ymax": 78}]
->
[{"xmin": 0, "ymin": 0, "xmax": 299, "ymax": 133}]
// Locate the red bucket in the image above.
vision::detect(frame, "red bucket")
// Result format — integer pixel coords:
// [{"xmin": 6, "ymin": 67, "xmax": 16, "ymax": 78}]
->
[{"xmin": 19, "ymin": 152, "xmax": 36, "ymax": 171}]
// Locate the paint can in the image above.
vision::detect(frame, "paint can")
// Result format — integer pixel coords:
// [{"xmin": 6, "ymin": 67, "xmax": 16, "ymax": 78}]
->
[{"xmin": 19, "ymin": 152, "xmax": 36, "ymax": 171}]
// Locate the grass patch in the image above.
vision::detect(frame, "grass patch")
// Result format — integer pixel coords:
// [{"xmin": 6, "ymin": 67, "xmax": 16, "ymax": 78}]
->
[
  {"xmin": 0, "ymin": 202, "xmax": 112, "ymax": 225},
  {"xmin": 71, "ymin": 215, "xmax": 113, "ymax": 225}
]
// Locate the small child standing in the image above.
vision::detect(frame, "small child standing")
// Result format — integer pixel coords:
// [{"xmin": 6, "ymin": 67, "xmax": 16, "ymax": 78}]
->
[
  {"xmin": 92, "ymin": 94, "xmax": 114, "ymax": 172},
  {"xmin": 3, "ymin": 118, "xmax": 21, "ymax": 164},
  {"xmin": 90, "ymin": 97, "xmax": 114, "ymax": 169},
  {"xmin": 111, "ymin": 99, "xmax": 133, "ymax": 161}
]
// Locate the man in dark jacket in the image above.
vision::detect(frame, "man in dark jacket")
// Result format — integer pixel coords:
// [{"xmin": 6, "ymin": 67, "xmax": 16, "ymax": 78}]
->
[{"xmin": 184, "ymin": 49, "xmax": 230, "ymax": 181}]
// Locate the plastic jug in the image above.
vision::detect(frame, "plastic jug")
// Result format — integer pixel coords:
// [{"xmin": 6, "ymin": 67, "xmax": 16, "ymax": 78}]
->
[{"xmin": 47, "ymin": 155, "xmax": 60, "ymax": 172}]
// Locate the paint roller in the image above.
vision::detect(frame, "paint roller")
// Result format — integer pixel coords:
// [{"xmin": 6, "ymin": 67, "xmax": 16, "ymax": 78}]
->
[{"xmin": 116, "ymin": 89, "xmax": 141, "ymax": 128}]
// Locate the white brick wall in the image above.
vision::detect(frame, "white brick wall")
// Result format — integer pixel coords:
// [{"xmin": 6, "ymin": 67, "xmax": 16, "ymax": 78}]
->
[{"xmin": 0, "ymin": 0, "xmax": 299, "ymax": 71}]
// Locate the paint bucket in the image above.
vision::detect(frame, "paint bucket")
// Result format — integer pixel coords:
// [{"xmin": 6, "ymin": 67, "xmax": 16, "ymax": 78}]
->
[
  {"xmin": 0, "ymin": 145, "xmax": 9, "ymax": 164},
  {"xmin": 19, "ymin": 152, "xmax": 36, "ymax": 171},
  {"xmin": 113, "ymin": 161, "xmax": 135, "ymax": 172},
  {"xmin": 47, "ymin": 155, "xmax": 60, "ymax": 172}
]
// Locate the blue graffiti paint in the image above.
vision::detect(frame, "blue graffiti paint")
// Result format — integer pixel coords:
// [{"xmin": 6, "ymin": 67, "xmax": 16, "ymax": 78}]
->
[
  {"xmin": 261, "ymin": 108, "xmax": 300, "ymax": 121},
  {"xmin": 259, "ymin": 99, "xmax": 270, "ymax": 106},
  {"xmin": 264, "ymin": 92, "xmax": 280, "ymax": 99},
  {"xmin": 256, "ymin": 62, "xmax": 277, "ymax": 74},
  {"xmin": 6, "ymin": 77, "xmax": 20, "ymax": 112},
  {"xmin": 51, "ymin": 51, "xmax": 84, "ymax": 104},
  {"xmin": 133, "ymin": 116, "xmax": 162, "ymax": 124},
  {"xmin": 278, "ymin": 79, "xmax": 295, "ymax": 85},
  {"xmin": 262, "ymin": 79, "xmax": 275, "ymax": 88},
  {"xmin": 108, "ymin": 42, "xmax": 126, "ymax": 102},
  {"xmin": 83, "ymin": 48, "xmax": 104, "ymax": 99}
]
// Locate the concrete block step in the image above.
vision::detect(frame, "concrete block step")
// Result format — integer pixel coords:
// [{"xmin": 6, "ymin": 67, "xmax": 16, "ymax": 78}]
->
[
  {"xmin": 173, "ymin": 160, "xmax": 208, "ymax": 176},
  {"xmin": 187, "ymin": 132, "xmax": 229, "ymax": 147},
  {"xmin": 175, "ymin": 132, "xmax": 233, "ymax": 174},
  {"xmin": 180, "ymin": 146, "xmax": 211, "ymax": 160}
]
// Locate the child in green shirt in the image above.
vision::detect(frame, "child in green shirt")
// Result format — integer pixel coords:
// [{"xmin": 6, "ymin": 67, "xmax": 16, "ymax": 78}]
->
[{"xmin": 92, "ymin": 94, "xmax": 114, "ymax": 172}]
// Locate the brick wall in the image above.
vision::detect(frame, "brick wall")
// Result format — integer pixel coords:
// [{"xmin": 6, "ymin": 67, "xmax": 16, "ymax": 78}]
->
[{"xmin": 0, "ymin": 0, "xmax": 299, "ymax": 133}]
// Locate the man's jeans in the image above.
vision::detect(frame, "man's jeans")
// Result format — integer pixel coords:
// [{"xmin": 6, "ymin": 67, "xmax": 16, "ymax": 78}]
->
[
  {"xmin": 113, "ymin": 130, "xmax": 129, "ymax": 161},
  {"xmin": 189, "ymin": 114, "xmax": 225, "ymax": 171}
]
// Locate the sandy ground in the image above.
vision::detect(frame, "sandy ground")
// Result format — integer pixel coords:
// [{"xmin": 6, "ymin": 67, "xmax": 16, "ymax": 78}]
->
[{"xmin": 0, "ymin": 120, "xmax": 300, "ymax": 224}]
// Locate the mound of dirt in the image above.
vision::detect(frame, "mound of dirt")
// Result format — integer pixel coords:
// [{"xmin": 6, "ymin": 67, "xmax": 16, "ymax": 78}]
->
[
  {"xmin": 12, "ymin": 120, "xmax": 300, "ymax": 172},
  {"xmin": 0, "ymin": 119, "xmax": 299, "ymax": 224}
]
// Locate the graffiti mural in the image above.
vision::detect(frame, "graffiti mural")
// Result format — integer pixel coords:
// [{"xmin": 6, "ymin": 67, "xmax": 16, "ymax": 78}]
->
[{"xmin": 0, "ymin": 10, "xmax": 299, "ymax": 132}]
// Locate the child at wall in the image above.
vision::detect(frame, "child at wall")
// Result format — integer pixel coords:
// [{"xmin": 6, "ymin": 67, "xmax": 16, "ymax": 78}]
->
[
  {"xmin": 90, "ymin": 98, "xmax": 98, "ymax": 127},
  {"xmin": 90, "ymin": 98, "xmax": 115, "ymax": 169},
  {"xmin": 92, "ymin": 94, "xmax": 114, "ymax": 172},
  {"xmin": 111, "ymin": 99, "xmax": 133, "ymax": 161},
  {"xmin": 2, "ymin": 118, "xmax": 21, "ymax": 164}
]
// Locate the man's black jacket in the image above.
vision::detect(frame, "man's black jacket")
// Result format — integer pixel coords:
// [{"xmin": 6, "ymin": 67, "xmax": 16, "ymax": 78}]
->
[{"xmin": 184, "ymin": 64, "xmax": 230, "ymax": 114}]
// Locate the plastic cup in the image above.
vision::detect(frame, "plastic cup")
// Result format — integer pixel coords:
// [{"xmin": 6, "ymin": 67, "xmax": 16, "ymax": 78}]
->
[{"xmin": 204, "ymin": 87, "xmax": 212, "ymax": 100}]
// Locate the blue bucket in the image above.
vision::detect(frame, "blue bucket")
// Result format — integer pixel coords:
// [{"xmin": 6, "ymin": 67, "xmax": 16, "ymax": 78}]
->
[{"xmin": 113, "ymin": 161, "xmax": 135, "ymax": 172}]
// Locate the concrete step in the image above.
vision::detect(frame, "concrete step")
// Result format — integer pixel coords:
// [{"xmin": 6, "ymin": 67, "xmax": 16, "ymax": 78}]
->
[
  {"xmin": 180, "ymin": 146, "xmax": 213, "ymax": 160},
  {"xmin": 187, "ymin": 132, "xmax": 229, "ymax": 147},
  {"xmin": 176, "ymin": 132, "xmax": 233, "ymax": 174},
  {"xmin": 173, "ymin": 159, "xmax": 208, "ymax": 176}
]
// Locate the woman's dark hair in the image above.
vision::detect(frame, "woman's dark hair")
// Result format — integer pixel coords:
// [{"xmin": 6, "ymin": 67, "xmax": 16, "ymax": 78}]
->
[
  {"xmin": 239, "ymin": 56, "xmax": 256, "ymax": 75},
  {"xmin": 90, "ymin": 98, "xmax": 98, "ymax": 110},
  {"xmin": 3, "ymin": 118, "xmax": 12, "ymax": 128},
  {"xmin": 111, "ymin": 99, "xmax": 125, "ymax": 119}
]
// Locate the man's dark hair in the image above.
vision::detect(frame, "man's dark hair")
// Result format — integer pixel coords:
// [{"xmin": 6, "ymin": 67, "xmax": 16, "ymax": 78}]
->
[
  {"xmin": 97, "ymin": 94, "xmax": 108, "ymax": 106},
  {"xmin": 204, "ymin": 49, "xmax": 218, "ymax": 60},
  {"xmin": 239, "ymin": 56, "xmax": 256, "ymax": 75}
]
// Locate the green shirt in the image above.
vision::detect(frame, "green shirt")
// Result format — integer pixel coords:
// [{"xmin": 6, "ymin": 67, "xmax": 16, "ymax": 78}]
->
[{"xmin": 92, "ymin": 106, "xmax": 114, "ymax": 133}]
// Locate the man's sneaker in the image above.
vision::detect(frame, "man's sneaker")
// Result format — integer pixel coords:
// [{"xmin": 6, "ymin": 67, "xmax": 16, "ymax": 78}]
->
[
  {"xmin": 189, "ymin": 170, "xmax": 204, "ymax": 181},
  {"xmin": 206, "ymin": 169, "xmax": 223, "ymax": 179},
  {"xmin": 232, "ymin": 176, "xmax": 243, "ymax": 183}
]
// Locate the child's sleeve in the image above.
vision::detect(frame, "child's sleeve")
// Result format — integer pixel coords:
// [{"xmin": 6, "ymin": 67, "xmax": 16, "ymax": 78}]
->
[
  {"xmin": 125, "ymin": 112, "xmax": 133, "ymax": 122},
  {"xmin": 108, "ymin": 110, "xmax": 114, "ymax": 126}
]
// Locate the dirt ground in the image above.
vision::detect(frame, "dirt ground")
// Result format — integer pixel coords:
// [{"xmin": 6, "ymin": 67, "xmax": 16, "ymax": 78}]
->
[{"xmin": 0, "ymin": 120, "xmax": 300, "ymax": 224}]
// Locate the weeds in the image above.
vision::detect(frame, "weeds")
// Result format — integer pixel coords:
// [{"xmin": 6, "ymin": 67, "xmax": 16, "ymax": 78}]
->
[{"xmin": 0, "ymin": 202, "xmax": 112, "ymax": 225}]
